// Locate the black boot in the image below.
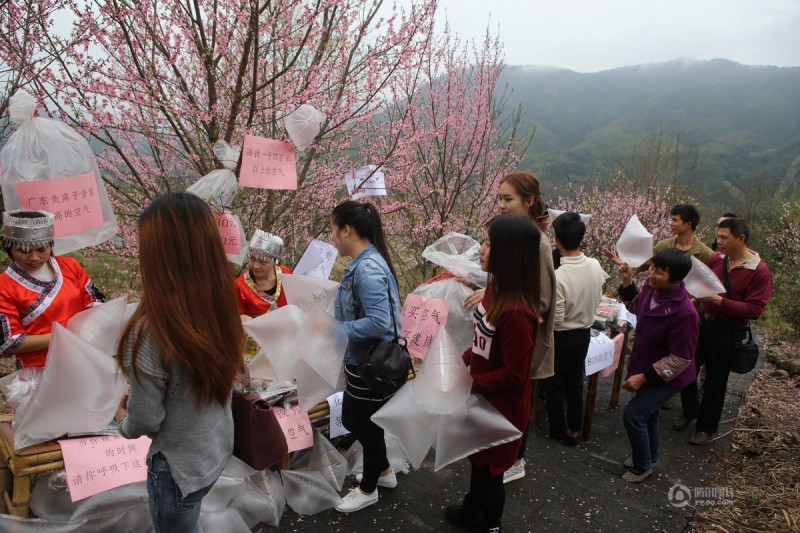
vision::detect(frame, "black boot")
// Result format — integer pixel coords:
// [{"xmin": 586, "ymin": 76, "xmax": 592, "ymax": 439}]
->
[{"xmin": 445, "ymin": 503, "xmax": 483, "ymax": 530}]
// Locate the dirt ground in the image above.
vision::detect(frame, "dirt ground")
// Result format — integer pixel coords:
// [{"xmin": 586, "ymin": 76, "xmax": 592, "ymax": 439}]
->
[
  {"xmin": 687, "ymin": 331, "xmax": 800, "ymax": 532},
  {"xmin": 0, "ymin": 357, "xmax": 16, "ymax": 415}
]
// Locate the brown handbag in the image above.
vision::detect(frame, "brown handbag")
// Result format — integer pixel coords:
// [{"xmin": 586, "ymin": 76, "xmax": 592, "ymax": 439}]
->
[{"xmin": 231, "ymin": 366, "xmax": 288, "ymax": 470}]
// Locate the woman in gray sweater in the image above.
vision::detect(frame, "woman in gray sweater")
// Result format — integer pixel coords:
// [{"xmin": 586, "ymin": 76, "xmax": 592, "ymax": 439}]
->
[{"xmin": 114, "ymin": 192, "xmax": 245, "ymax": 533}]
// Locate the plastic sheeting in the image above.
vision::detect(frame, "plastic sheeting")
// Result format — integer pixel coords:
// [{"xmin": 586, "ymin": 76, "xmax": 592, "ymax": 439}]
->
[
  {"xmin": 21, "ymin": 456, "xmax": 285, "ymax": 532},
  {"xmin": 615, "ymin": 215, "xmax": 654, "ymax": 268},
  {"xmin": 186, "ymin": 169, "xmax": 238, "ymax": 207},
  {"xmin": 433, "ymin": 394, "xmax": 522, "ymax": 471},
  {"xmin": 684, "ymin": 256, "xmax": 726, "ymax": 298},
  {"xmin": 421, "ymin": 232, "xmax": 487, "ymax": 289},
  {"xmin": 280, "ymin": 273, "xmax": 340, "ymax": 315},
  {"xmin": 291, "ymin": 430, "xmax": 348, "ymax": 491},
  {"xmin": 0, "ymin": 367, "xmax": 42, "ymax": 409},
  {"xmin": 0, "ymin": 92, "xmax": 118, "ymax": 255},
  {"xmin": 411, "ymin": 329, "xmax": 472, "ymax": 415},
  {"xmin": 371, "ymin": 384, "xmax": 439, "ymax": 469},
  {"xmin": 283, "ymin": 104, "xmax": 326, "ymax": 151},
  {"xmin": 281, "ymin": 470, "xmax": 342, "ymax": 515},
  {"xmin": 243, "ymin": 306, "xmax": 347, "ymax": 414},
  {"xmin": 411, "ymin": 278, "xmax": 474, "ymax": 353},
  {"xmin": 548, "ymin": 208, "xmax": 592, "ymax": 225},
  {"xmin": 12, "ymin": 302, "xmax": 129, "ymax": 450}
]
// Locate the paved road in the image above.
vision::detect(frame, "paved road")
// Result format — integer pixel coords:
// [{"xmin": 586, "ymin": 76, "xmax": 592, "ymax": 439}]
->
[{"xmin": 258, "ymin": 346, "xmax": 762, "ymax": 533}]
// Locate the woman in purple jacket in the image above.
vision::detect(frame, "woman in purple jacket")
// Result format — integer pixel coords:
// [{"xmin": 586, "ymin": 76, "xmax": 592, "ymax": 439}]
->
[{"xmin": 617, "ymin": 249, "xmax": 699, "ymax": 483}]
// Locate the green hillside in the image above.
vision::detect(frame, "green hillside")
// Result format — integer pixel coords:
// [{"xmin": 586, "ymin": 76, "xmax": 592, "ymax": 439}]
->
[{"xmin": 500, "ymin": 59, "xmax": 800, "ymax": 202}]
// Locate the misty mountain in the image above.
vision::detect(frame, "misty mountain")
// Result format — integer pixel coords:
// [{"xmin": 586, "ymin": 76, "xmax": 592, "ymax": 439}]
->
[{"xmin": 500, "ymin": 58, "xmax": 800, "ymax": 202}]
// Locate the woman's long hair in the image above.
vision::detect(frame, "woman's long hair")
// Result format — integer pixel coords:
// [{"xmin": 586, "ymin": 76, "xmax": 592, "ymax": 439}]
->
[
  {"xmin": 116, "ymin": 193, "xmax": 244, "ymax": 406},
  {"xmin": 499, "ymin": 171, "xmax": 547, "ymax": 221},
  {"xmin": 331, "ymin": 200, "xmax": 397, "ymax": 281},
  {"xmin": 485, "ymin": 214, "xmax": 541, "ymax": 325}
]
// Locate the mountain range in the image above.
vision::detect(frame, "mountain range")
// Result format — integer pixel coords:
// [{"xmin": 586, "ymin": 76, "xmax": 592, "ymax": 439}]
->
[{"xmin": 500, "ymin": 58, "xmax": 800, "ymax": 205}]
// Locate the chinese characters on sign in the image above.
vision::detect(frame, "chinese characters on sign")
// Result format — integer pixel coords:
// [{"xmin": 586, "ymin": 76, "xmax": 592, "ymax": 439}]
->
[
  {"xmin": 344, "ymin": 165, "xmax": 387, "ymax": 200},
  {"xmin": 58, "ymin": 435, "xmax": 151, "ymax": 502},
  {"xmin": 273, "ymin": 405, "xmax": 314, "ymax": 452},
  {"xmin": 326, "ymin": 391, "xmax": 349, "ymax": 438},
  {"xmin": 238, "ymin": 135, "xmax": 298, "ymax": 190},
  {"xmin": 601, "ymin": 333, "xmax": 626, "ymax": 378},
  {"xmin": 293, "ymin": 239, "xmax": 338, "ymax": 279},
  {"xmin": 15, "ymin": 173, "xmax": 104, "ymax": 238},
  {"xmin": 400, "ymin": 294, "xmax": 450, "ymax": 359},
  {"xmin": 213, "ymin": 212, "xmax": 241, "ymax": 255},
  {"xmin": 585, "ymin": 332, "xmax": 616, "ymax": 376}
]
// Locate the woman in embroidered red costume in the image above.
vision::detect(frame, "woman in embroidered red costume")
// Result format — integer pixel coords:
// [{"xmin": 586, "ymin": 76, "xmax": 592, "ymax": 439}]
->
[
  {"xmin": 234, "ymin": 229, "xmax": 292, "ymax": 321},
  {"xmin": 0, "ymin": 210, "xmax": 104, "ymax": 368}
]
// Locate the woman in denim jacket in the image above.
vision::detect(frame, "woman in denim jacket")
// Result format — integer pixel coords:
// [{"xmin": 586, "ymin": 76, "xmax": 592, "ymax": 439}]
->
[{"xmin": 331, "ymin": 200, "xmax": 401, "ymax": 513}]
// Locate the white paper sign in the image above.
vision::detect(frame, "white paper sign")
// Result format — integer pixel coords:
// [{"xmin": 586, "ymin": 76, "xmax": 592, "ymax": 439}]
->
[
  {"xmin": 684, "ymin": 256, "xmax": 726, "ymax": 298},
  {"xmin": 326, "ymin": 391, "xmax": 349, "ymax": 438},
  {"xmin": 345, "ymin": 165, "xmax": 387, "ymax": 200},
  {"xmin": 294, "ymin": 239, "xmax": 338, "ymax": 279},
  {"xmin": 585, "ymin": 332, "xmax": 616, "ymax": 375},
  {"xmin": 548, "ymin": 208, "xmax": 592, "ymax": 225}
]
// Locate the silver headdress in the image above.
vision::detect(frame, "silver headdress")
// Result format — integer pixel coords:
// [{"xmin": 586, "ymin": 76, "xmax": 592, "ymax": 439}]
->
[
  {"xmin": 2, "ymin": 210, "xmax": 55, "ymax": 252},
  {"xmin": 248, "ymin": 229, "xmax": 283, "ymax": 263}
]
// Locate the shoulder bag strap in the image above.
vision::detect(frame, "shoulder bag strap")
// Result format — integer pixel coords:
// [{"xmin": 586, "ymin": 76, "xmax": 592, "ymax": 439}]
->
[{"xmin": 721, "ymin": 256, "xmax": 732, "ymax": 299}]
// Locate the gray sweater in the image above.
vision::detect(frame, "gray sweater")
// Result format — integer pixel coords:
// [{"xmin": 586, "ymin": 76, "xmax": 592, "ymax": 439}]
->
[{"xmin": 118, "ymin": 327, "xmax": 233, "ymax": 496}]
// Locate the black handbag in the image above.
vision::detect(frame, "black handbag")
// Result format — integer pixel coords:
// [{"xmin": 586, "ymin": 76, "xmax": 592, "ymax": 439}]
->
[
  {"xmin": 722, "ymin": 257, "xmax": 760, "ymax": 374},
  {"xmin": 354, "ymin": 262, "xmax": 412, "ymax": 397}
]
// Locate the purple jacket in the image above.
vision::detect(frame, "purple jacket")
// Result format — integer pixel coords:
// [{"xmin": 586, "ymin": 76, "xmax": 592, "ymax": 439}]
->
[{"xmin": 620, "ymin": 280, "xmax": 699, "ymax": 390}]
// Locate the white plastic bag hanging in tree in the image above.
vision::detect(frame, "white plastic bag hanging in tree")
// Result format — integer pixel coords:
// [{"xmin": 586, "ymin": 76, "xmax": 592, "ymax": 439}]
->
[
  {"xmin": 615, "ymin": 214, "xmax": 654, "ymax": 268},
  {"xmin": 684, "ymin": 256, "xmax": 726, "ymax": 298},
  {"xmin": 0, "ymin": 92, "xmax": 118, "ymax": 255},
  {"xmin": 344, "ymin": 165, "xmax": 387, "ymax": 200},
  {"xmin": 186, "ymin": 140, "xmax": 240, "ymax": 207},
  {"xmin": 283, "ymin": 104, "xmax": 326, "ymax": 151}
]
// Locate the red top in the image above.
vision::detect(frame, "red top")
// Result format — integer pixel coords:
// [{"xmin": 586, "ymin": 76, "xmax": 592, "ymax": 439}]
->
[
  {"xmin": 0, "ymin": 256, "xmax": 102, "ymax": 367},
  {"xmin": 462, "ymin": 283, "xmax": 538, "ymax": 476},
  {"xmin": 234, "ymin": 264, "xmax": 293, "ymax": 317},
  {"xmin": 701, "ymin": 252, "xmax": 773, "ymax": 323}
]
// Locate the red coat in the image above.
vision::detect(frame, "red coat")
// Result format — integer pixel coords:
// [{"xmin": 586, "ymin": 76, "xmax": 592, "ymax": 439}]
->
[
  {"xmin": 0, "ymin": 256, "xmax": 102, "ymax": 367},
  {"xmin": 234, "ymin": 264, "xmax": 293, "ymax": 317},
  {"xmin": 462, "ymin": 284, "xmax": 538, "ymax": 475}
]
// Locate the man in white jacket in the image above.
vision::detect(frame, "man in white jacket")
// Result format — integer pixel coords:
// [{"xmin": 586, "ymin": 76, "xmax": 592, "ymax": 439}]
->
[{"xmin": 544, "ymin": 212, "xmax": 608, "ymax": 445}]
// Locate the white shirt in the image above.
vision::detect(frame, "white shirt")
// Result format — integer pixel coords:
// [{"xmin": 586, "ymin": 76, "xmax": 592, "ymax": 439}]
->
[{"xmin": 554, "ymin": 253, "xmax": 608, "ymax": 331}]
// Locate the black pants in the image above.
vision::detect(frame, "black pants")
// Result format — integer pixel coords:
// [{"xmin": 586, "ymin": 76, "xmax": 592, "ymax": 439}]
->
[
  {"xmin": 342, "ymin": 365, "xmax": 391, "ymax": 493},
  {"xmin": 680, "ymin": 320, "xmax": 736, "ymax": 433},
  {"xmin": 464, "ymin": 463, "xmax": 504, "ymax": 530},
  {"xmin": 544, "ymin": 328, "xmax": 591, "ymax": 439}
]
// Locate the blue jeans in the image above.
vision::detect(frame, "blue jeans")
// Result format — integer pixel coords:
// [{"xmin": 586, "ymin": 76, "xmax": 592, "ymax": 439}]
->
[
  {"xmin": 147, "ymin": 452, "xmax": 214, "ymax": 533},
  {"xmin": 623, "ymin": 383, "xmax": 679, "ymax": 472}
]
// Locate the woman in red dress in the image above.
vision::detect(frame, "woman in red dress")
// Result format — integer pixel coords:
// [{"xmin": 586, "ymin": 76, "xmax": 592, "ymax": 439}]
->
[
  {"xmin": 0, "ymin": 210, "xmax": 104, "ymax": 368},
  {"xmin": 447, "ymin": 214, "xmax": 541, "ymax": 533},
  {"xmin": 234, "ymin": 229, "xmax": 292, "ymax": 322}
]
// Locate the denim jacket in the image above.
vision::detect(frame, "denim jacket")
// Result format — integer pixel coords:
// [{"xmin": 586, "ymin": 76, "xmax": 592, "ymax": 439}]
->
[{"xmin": 335, "ymin": 245, "xmax": 401, "ymax": 365}]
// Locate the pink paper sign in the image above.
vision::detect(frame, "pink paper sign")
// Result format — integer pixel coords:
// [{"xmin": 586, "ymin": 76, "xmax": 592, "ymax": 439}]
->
[
  {"xmin": 400, "ymin": 294, "xmax": 450, "ymax": 359},
  {"xmin": 15, "ymin": 172, "xmax": 104, "ymax": 238},
  {"xmin": 273, "ymin": 405, "xmax": 314, "ymax": 452},
  {"xmin": 214, "ymin": 212, "xmax": 241, "ymax": 254},
  {"xmin": 58, "ymin": 435, "xmax": 151, "ymax": 502},
  {"xmin": 601, "ymin": 333, "xmax": 626, "ymax": 378},
  {"xmin": 239, "ymin": 135, "xmax": 297, "ymax": 190}
]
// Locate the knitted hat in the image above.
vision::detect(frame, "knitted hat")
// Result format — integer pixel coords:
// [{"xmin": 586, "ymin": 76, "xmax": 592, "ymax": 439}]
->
[{"xmin": 2, "ymin": 210, "xmax": 55, "ymax": 251}]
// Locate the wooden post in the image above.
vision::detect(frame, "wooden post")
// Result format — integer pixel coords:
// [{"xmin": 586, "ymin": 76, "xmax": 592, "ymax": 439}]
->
[
  {"xmin": 610, "ymin": 329, "xmax": 631, "ymax": 408},
  {"xmin": 581, "ymin": 373, "xmax": 599, "ymax": 441}
]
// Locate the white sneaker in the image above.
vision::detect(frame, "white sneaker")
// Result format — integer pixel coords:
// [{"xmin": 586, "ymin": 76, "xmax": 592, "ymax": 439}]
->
[
  {"xmin": 335, "ymin": 487, "xmax": 379, "ymax": 513},
  {"xmin": 355, "ymin": 469, "xmax": 398, "ymax": 488},
  {"xmin": 502, "ymin": 459, "xmax": 525, "ymax": 484}
]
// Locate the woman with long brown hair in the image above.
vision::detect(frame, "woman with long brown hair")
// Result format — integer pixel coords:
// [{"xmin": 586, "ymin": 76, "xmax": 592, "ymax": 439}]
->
[
  {"xmin": 446, "ymin": 214, "xmax": 541, "ymax": 533},
  {"xmin": 463, "ymin": 170, "xmax": 557, "ymax": 483},
  {"xmin": 114, "ymin": 192, "xmax": 244, "ymax": 533}
]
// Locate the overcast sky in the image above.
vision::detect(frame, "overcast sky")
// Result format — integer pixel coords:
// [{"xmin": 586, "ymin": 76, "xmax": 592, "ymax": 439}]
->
[{"xmin": 417, "ymin": 0, "xmax": 800, "ymax": 72}]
